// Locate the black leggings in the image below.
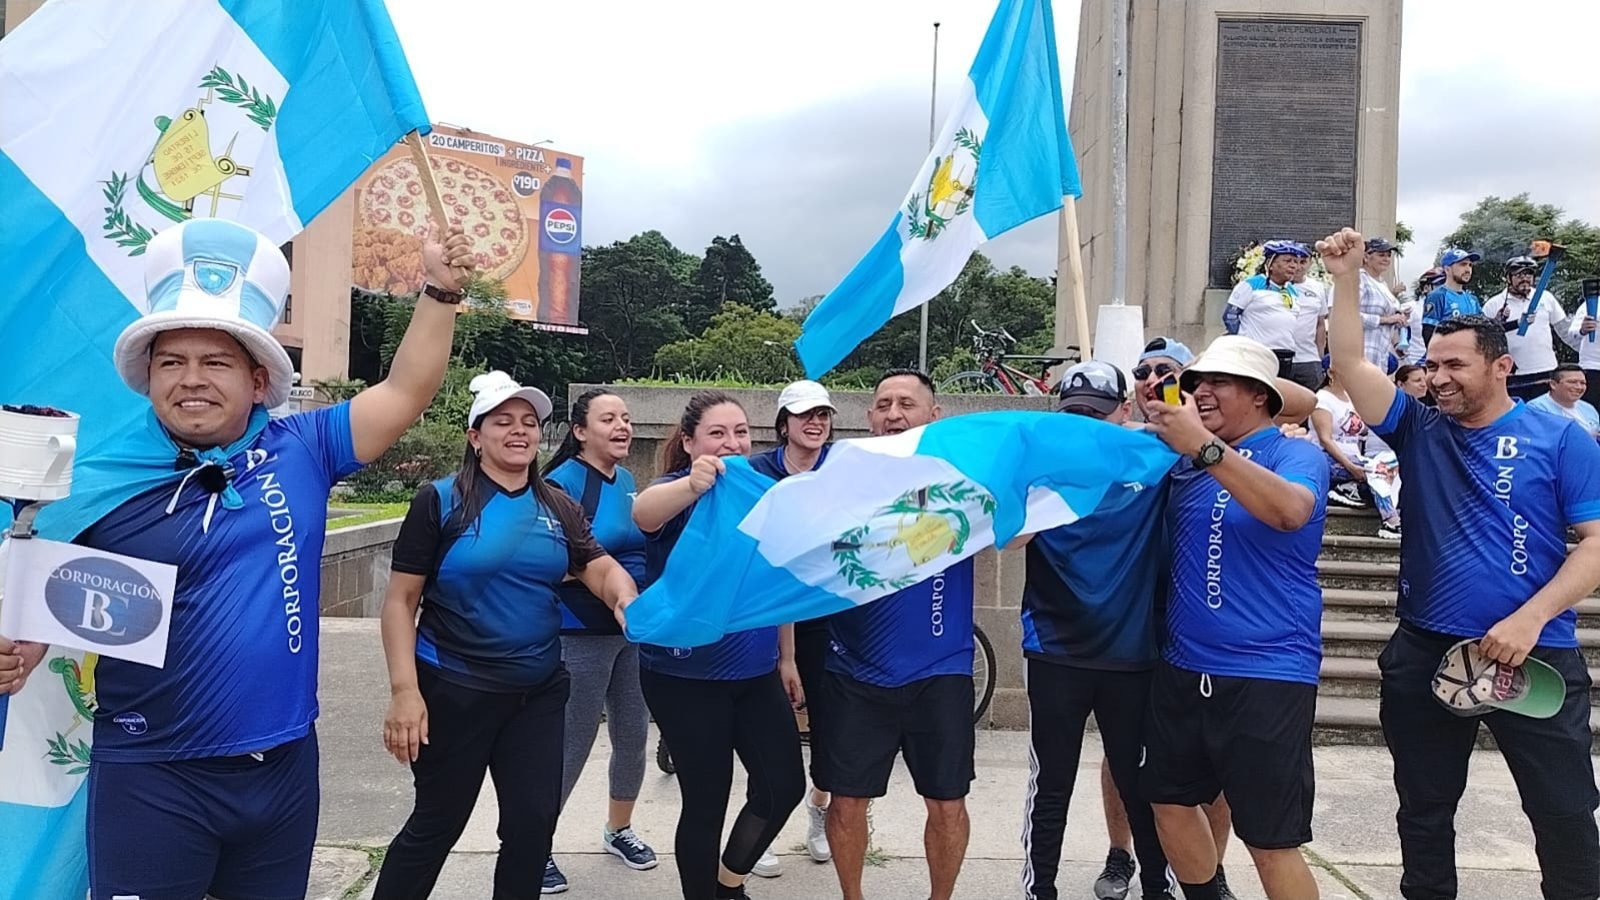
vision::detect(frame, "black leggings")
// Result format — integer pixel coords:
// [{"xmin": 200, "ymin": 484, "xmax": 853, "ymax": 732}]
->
[
  {"xmin": 641, "ymin": 668, "xmax": 806, "ymax": 900},
  {"xmin": 373, "ymin": 664, "xmax": 569, "ymax": 900}
]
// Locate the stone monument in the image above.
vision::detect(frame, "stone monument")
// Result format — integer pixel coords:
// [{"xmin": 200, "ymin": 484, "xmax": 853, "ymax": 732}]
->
[{"xmin": 1061, "ymin": 0, "xmax": 1402, "ymax": 353}]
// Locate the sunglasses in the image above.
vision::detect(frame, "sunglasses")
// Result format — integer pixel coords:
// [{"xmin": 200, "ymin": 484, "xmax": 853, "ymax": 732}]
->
[{"xmin": 1132, "ymin": 362, "xmax": 1178, "ymax": 381}]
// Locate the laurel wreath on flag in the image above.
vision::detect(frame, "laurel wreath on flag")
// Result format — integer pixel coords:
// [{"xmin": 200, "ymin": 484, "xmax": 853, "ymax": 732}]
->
[
  {"xmin": 905, "ymin": 128, "xmax": 983, "ymax": 241},
  {"xmin": 832, "ymin": 481, "xmax": 996, "ymax": 590},
  {"xmin": 198, "ymin": 65, "xmax": 278, "ymax": 131},
  {"xmin": 45, "ymin": 733, "xmax": 93, "ymax": 775},
  {"xmin": 102, "ymin": 172, "xmax": 157, "ymax": 256}
]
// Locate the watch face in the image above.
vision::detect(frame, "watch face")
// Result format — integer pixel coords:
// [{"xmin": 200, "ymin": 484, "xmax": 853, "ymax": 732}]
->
[{"xmin": 1198, "ymin": 441, "xmax": 1224, "ymax": 466}]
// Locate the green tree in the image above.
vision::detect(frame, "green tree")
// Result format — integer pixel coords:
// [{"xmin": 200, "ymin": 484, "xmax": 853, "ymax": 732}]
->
[
  {"xmin": 1394, "ymin": 220, "xmax": 1414, "ymax": 256},
  {"xmin": 653, "ymin": 304, "xmax": 801, "ymax": 383},
  {"xmin": 577, "ymin": 231, "xmax": 697, "ymax": 377},
  {"xmin": 688, "ymin": 234, "xmax": 775, "ymax": 331},
  {"xmin": 1439, "ymin": 194, "xmax": 1600, "ymax": 304}
]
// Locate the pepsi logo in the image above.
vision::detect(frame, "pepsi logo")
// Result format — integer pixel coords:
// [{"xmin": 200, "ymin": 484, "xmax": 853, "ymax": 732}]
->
[
  {"xmin": 544, "ymin": 208, "xmax": 578, "ymax": 244},
  {"xmin": 45, "ymin": 557, "xmax": 165, "ymax": 647}
]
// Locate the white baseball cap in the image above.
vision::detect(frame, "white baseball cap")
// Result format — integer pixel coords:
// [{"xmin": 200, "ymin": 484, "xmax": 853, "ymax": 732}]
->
[
  {"xmin": 777, "ymin": 379, "xmax": 835, "ymax": 415},
  {"xmin": 467, "ymin": 371, "xmax": 552, "ymax": 427}
]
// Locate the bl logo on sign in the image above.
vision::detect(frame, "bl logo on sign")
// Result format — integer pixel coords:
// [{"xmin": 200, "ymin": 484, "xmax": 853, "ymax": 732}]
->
[{"xmin": 45, "ymin": 557, "xmax": 165, "ymax": 646}]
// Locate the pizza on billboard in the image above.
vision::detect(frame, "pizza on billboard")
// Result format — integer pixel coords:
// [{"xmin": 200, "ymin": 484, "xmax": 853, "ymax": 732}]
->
[{"xmin": 350, "ymin": 126, "xmax": 586, "ymax": 333}]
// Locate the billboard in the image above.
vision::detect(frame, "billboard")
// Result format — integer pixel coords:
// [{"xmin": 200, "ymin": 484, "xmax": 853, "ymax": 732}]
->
[{"xmin": 351, "ymin": 125, "xmax": 586, "ymax": 333}]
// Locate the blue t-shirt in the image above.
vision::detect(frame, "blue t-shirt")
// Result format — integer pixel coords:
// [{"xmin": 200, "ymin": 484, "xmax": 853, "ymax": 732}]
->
[
  {"xmin": 1165, "ymin": 427, "xmax": 1328, "ymax": 684},
  {"xmin": 747, "ymin": 444, "xmax": 831, "ymax": 481},
  {"xmin": 77, "ymin": 404, "xmax": 362, "ymax": 762},
  {"xmin": 1423, "ymin": 286, "xmax": 1482, "ymax": 326},
  {"xmin": 826, "ymin": 557, "xmax": 976, "ymax": 688},
  {"xmin": 1527, "ymin": 393, "xmax": 1600, "ymax": 437},
  {"xmin": 1023, "ymin": 480, "xmax": 1171, "ymax": 671},
  {"xmin": 545, "ymin": 458, "xmax": 647, "ymax": 635},
  {"xmin": 638, "ymin": 469, "xmax": 779, "ymax": 681},
  {"xmin": 1373, "ymin": 390, "xmax": 1600, "ymax": 646},
  {"xmin": 390, "ymin": 474, "xmax": 603, "ymax": 692}
]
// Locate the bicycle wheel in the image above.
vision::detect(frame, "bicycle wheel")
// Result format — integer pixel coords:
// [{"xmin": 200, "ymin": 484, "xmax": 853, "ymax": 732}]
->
[
  {"xmin": 940, "ymin": 371, "xmax": 1003, "ymax": 394},
  {"xmin": 655, "ymin": 735, "xmax": 675, "ymax": 775},
  {"xmin": 972, "ymin": 624, "xmax": 997, "ymax": 724}
]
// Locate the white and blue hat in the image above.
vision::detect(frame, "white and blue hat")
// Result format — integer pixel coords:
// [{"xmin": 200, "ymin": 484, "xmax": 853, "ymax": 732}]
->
[{"xmin": 113, "ymin": 219, "xmax": 295, "ymax": 407}]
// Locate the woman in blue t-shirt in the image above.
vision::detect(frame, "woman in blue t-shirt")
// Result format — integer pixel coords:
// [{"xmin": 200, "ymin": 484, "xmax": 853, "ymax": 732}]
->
[
  {"xmin": 372, "ymin": 372, "xmax": 640, "ymax": 900},
  {"xmin": 631, "ymin": 390, "xmax": 807, "ymax": 900},
  {"xmin": 746, "ymin": 379, "xmax": 837, "ymax": 868},
  {"xmin": 539, "ymin": 388, "xmax": 658, "ymax": 890}
]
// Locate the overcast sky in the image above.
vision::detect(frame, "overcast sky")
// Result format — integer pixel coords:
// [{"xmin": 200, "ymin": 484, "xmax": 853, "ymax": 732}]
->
[{"xmin": 388, "ymin": 0, "xmax": 1600, "ymax": 303}]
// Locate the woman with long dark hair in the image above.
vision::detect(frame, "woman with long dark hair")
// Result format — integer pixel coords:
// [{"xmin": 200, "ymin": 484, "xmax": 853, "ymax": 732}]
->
[
  {"xmin": 372, "ymin": 372, "xmax": 639, "ymax": 900},
  {"xmin": 632, "ymin": 390, "xmax": 807, "ymax": 900},
  {"xmin": 746, "ymin": 379, "xmax": 836, "ymax": 870},
  {"xmin": 539, "ymin": 388, "xmax": 657, "ymax": 892}
]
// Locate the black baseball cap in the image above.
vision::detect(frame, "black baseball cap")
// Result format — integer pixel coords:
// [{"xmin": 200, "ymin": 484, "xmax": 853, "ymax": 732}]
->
[
  {"xmin": 1365, "ymin": 237, "xmax": 1397, "ymax": 253},
  {"xmin": 1057, "ymin": 361, "xmax": 1128, "ymax": 417}
]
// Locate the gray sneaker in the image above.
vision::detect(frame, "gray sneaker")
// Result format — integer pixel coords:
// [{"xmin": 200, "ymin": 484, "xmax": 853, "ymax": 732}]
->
[{"xmin": 1094, "ymin": 847, "xmax": 1134, "ymax": 900}]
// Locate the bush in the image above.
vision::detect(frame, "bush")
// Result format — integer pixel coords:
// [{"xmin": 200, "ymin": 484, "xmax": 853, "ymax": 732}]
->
[{"xmin": 346, "ymin": 417, "xmax": 465, "ymax": 499}]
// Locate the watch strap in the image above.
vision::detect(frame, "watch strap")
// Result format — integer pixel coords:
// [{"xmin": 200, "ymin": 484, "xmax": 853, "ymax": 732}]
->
[{"xmin": 422, "ymin": 282, "xmax": 465, "ymax": 305}]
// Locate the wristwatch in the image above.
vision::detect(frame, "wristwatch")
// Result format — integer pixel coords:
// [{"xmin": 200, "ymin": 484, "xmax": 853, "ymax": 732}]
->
[
  {"xmin": 1194, "ymin": 438, "xmax": 1227, "ymax": 469},
  {"xmin": 422, "ymin": 282, "xmax": 465, "ymax": 305}
]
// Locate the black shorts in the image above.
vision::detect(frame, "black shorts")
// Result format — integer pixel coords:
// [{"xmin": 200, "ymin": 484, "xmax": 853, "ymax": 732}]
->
[
  {"xmin": 814, "ymin": 670, "xmax": 975, "ymax": 800},
  {"xmin": 1139, "ymin": 660, "xmax": 1316, "ymax": 850}
]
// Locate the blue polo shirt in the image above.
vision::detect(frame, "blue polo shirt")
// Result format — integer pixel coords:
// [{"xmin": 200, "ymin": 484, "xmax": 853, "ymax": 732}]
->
[
  {"xmin": 748, "ymin": 444, "xmax": 831, "ymax": 481},
  {"xmin": 826, "ymin": 557, "xmax": 975, "ymax": 688},
  {"xmin": 77, "ymin": 404, "xmax": 362, "ymax": 762},
  {"xmin": 638, "ymin": 469, "xmax": 780, "ymax": 681},
  {"xmin": 545, "ymin": 458, "xmax": 647, "ymax": 635},
  {"xmin": 1423, "ymin": 286, "xmax": 1482, "ymax": 326},
  {"xmin": 390, "ymin": 475, "xmax": 604, "ymax": 691},
  {"xmin": 1372, "ymin": 390, "xmax": 1600, "ymax": 646},
  {"xmin": 1023, "ymin": 479, "xmax": 1171, "ymax": 671},
  {"xmin": 1165, "ymin": 427, "xmax": 1328, "ymax": 684}
]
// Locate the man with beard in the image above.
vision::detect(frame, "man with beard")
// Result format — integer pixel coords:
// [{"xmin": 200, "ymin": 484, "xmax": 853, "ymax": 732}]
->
[
  {"xmin": 1483, "ymin": 255, "xmax": 1575, "ymax": 402},
  {"xmin": 1422, "ymin": 248, "xmax": 1483, "ymax": 342},
  {"xmin": 1323, "ymin": 226, "xmax": 1600, "ymax": 900}
]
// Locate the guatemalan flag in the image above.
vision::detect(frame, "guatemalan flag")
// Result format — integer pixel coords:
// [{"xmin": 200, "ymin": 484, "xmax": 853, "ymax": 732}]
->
[
  {"xmin": 623, "ymin": 413, "xmax": 1177, "ymax": 647},
  {"xmin": 0, "ymin": 2, "xmax": 427, "ymax": 897},
  {"xmin": 795, "ymin": 0, "xmax": 1081, "ymax": 378}
]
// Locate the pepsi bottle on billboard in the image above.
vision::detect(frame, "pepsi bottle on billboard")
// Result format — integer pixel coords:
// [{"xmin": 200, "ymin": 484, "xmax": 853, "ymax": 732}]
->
[{"xmin": 537, "ymin": 158, "xmax": 582, "ymax": 324}]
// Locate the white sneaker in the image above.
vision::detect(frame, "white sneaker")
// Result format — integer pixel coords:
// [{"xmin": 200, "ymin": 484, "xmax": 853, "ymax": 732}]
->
[
  {"xmin": 804, "ymin": 794, "xmax": 832, "ymax": 862},
  {"xmin": 752, "ymin": 846, "xmax": 782, "ymax": 878}
]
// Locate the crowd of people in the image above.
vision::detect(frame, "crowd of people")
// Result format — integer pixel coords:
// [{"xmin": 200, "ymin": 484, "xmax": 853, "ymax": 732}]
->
[{"xmin": 0, "ymin": 221, "xmax": 1597, "ymax": 900}]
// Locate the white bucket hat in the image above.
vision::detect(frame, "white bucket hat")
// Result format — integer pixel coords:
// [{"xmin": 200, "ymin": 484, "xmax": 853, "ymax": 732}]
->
[
  {"xmin": 468, "ymin": 371, "xmax": 553, "ymax": 427},
  {"xmin": 1180, "ymin": 335, "xmax": 1285, "ymax": 416},
  {"xmin": 113, "ymin": 219, "xmax": 295, "ymax": 407},
  {"xmin": 777, "ymin": 379, "xmax": 835, "ymax": 415}
]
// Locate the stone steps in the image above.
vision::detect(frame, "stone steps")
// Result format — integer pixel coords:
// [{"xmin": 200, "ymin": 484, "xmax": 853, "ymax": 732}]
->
[
  {"xmin": 1317, "ymin": 654, "xmax": 1600, "ymax": 704},
  {"xmin": 1320, "ymin": 587, "xmax": 1600, "ymax": 628},
  {"xmin": 1313, "ymin": 694, "xmax": 1600, "ymax": 748}
]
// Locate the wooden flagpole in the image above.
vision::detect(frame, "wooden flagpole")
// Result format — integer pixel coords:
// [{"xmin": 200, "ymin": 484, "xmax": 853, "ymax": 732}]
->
[
  {"xmin": 1058, "ymin": 195, "xmax": 1093, "ymax": 361},
  {"xmin": 402, "ymin": 132, "xmax": 470, "ymax": 283}
]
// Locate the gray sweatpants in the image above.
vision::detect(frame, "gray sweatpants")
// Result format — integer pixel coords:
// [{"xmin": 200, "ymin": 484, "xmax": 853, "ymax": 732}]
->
[{"xmin": 558, "ymin": 634, "xmax": 649, "ymax": 809}]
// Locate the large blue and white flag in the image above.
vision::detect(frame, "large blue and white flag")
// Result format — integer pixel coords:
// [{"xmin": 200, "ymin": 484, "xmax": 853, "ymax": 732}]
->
[
  {"xmin": 0, "ymin": 2, "xmax": 427, "ymax": 897},
  {"xmin": 795, "ymin": 0, "xmax": 1080, "ymax": 378},
  {"xmin": 624, "ymin": 413, "xmax": 1176, "ymax": 648}
]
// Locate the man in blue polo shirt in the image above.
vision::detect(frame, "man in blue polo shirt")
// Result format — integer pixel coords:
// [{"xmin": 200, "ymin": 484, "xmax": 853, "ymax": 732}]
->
[
  {"xmin": 1142, "ymin": 335, "xmax": 1329, "ymax": 900},
  {"xmin": 1019, "ymin": 361, "xmax": 1175, "ymax": 900},
  {"xmin": 1322, "ymin": 227, "xmax": 1600, "ymax": 900},
  {"xmin": 1421, "ymin": 247, "xmax": 1483, "ymax": 343},
  {"xmin": 0, "ymin": 219, "xmax": 473, "ymax": 900},
  {"xmin": 818, "ymin": 368, "xmax": 976, "ymax": 900}
]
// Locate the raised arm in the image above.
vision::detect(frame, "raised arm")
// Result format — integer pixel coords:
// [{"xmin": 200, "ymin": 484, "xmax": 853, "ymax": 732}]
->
[
  {"xmin": 1320, "ymin": 228, "xmax": 1398, "ymax": 426},
  {"xmin": 349, "ymin": 227, "xmax": 475, "ymax": 463}
]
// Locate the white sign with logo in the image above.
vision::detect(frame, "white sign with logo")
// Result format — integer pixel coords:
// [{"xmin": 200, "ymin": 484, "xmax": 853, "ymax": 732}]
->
[{"xmin": 0, "ymin": 537, "xmax": 176, "ymax": 668}]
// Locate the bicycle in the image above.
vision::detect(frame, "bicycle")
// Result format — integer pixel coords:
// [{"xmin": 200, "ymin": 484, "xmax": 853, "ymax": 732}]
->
[
  {"xmin": 654, "ymin": 622, "xmax": 999, "ymax": 774},
  {"xmin": 939, "ymin": 319, "xmax": 1078, "ymax": 395}
]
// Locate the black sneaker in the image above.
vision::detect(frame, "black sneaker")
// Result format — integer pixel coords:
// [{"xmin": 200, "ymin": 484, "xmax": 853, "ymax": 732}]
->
[
  {"xmin": 541, "ymin": 856, "xmax": 569, "ymax": 894},
  {"xmin": 713, "ymin": 884, "xmax": 751, "ymax": 900},
  {"xmin": 1094, "ymin": 847, "xmax": 1135, "ymax": 900},
  {"xmin": 1216, "ymin": 865, "xmax": 1237, "ymax": 900},
  {"xmin": 1328, "ymin": 482, "xmax": 1365, "ymax": 508},
  {"xmin": 603, "ymin": 825, "xmax": 659, "ymax": 870}
]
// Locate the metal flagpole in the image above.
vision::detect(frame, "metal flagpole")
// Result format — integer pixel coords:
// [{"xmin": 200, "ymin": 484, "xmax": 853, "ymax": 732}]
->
[{"xmin": 918, "ymin": 21, "xmax": 940, "ymax": 373}]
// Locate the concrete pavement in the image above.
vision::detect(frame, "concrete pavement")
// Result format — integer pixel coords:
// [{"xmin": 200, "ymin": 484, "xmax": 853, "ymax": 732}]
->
[{"xmin": 314, "ymin": 619, "xmax": 1573, "ymax": 899}]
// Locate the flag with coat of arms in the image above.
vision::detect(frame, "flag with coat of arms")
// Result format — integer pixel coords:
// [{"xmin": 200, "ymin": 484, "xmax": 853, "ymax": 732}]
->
[
  {"xmin": 795, "ymin": 0, "xmax": 1081, "ymax": 378},
  {"xmin": 0, "ymin": 1, "xmax": 429, "ymax": 897}
]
